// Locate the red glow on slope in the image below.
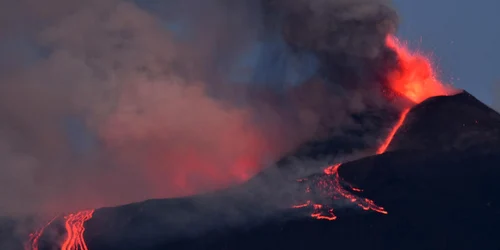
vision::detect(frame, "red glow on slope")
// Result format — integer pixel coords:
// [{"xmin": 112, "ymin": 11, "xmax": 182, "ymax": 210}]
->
[
  {"xmin": 26, "ymin": 34, "xmax": 459, "ymax": 247},
  {"xmin": 293, "ymin": 35, "xmax": 457, "ymax": 221},
  {"xmin": 25, "ymin": 215, "xmax": 59, "ymax": 250},
  {"xmin": 385, "ymin": 35, "xmax": 455, "ymax": 103},
  {"xmin": 27, "ymin": 210, "xmax": 94, "ymax": 250},
  {"xmin": 376, "ymin": 108, "xmax": 411, "ymax": 155},
  {"xmin": 295, "ymin": 163, "xmax": 387, "ymax": 221},
  {"xmin": 292, "ymin": 201, "xmax": 311, "ymax": 208},
  {"xmin": 325, "ymin": 164, "xmax": 387, "ymax": 215},
  {"xmin": 61, "ymin": 210, "xmax": 94, "ymax": 250},
  {"xmin": 311, "ymin": 204, "xmax": 337, "ymax": 221},
  {"xmin": 101, "ymin": 82, "xmax": 289, "ymax": 202}
]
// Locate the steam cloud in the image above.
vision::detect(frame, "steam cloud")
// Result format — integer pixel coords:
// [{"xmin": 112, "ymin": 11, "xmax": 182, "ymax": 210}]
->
[{"xmin": 0, "ymin": 0, "xmax": 398, "ymax": 218}]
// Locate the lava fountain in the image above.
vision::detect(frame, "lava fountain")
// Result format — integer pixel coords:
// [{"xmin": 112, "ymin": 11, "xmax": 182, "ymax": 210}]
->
[
  {"xmin": 293, "ymin": 34, "xmax": 457, "ymax": 220},
  {"xmin": 385, "ymin": 35, "xmax": 455, "ymax": 103},
  {"xmin": 27, "ymin": 34, "xmax": 458, "ymax": 248}
]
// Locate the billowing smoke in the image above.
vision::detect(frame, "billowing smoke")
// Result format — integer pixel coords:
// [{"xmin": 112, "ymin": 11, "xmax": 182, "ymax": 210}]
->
[
  {"xmin": 0, "ymin": 0, "xmax": 398, "ymax": 217},
  {"xmin": 266, "ymin": 0, "xmax": 398, "ymax": 91}
]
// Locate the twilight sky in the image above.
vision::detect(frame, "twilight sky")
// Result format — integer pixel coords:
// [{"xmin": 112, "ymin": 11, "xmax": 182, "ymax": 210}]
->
[
  {"xmin": 1, "ymin": 0, "xmax": 497, "ymax": 105},
  {"xmin": 393, "ymin": 0, "xmax": 500, "ymax": 106},
  {"xmin": 0, "ymin": 0, "xmax": 498, "ymax": 216}
]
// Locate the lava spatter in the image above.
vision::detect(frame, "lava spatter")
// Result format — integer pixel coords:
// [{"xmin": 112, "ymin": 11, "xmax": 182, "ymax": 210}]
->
[
  {"xmin": 293, "ymin": 34, "xmax": 456, "ymax": 221},
  {"xmin": 385, "ymin": 35, "xmax": 455, "ymax": 103},
  {"xmin": 293, "ymin": 162, "xmax": 388, "ymax": 221}
]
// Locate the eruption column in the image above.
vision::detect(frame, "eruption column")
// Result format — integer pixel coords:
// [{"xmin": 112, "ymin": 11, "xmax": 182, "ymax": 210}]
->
[
  {"xmin": 385, "ymin": 35, "xmax": 454, "ymax": 103},
  {"xmin": 27, "ymin": 32, "xmax": 459, "ymax": 246},
  {"xmin": 293, "ymin": 34, "xmax": 456, "ymax": 221}
]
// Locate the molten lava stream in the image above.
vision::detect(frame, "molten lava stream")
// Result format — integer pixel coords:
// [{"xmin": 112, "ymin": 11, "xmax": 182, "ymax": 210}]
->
[
  {"xmin": 293, "ymin": 34, "xmax": 456, "ymax": 221},
  {"xmin": 293, "ymin": 107, "xmax": 411, "ymax": 220},
  {"xmin": 27, "ymin": 210, "xmax": 94, "ymax": 250},
  {"xmin": 61, "ymin": 210, "xmax": 95, "ymax": 250},
  {"xmin": 26, "ymin": 215, "xmax": 60, "ymax": 250},
  {"xmin": 376, "ymin": 108, "xmax": 411, "ymax": 155},
  {"xmin": 292, "ymin": 112, "xmax": 406, "ymax": 220}
]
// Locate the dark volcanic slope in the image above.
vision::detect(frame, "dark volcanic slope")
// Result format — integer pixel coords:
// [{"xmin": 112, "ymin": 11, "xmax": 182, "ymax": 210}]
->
[
  {"xmin": 388, "ymin": 91, "xmax": 500, "ymax": 152},
  {"xmin": 30, "ymin": 92, "xmax": 500, "ymax": 250},
  {"xmin": 157, "ymin": 149, "xmax": 500, "ymax": 250}
]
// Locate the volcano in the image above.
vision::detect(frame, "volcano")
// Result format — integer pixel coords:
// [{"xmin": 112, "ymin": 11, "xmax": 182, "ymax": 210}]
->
[
  {"xmin": 3, "ymin": 0, "xmax": 499, "ymax": 248},
  {"xmin": 11, "ymin": 28, "xmax": 497, "ymax": 249},
  {"xmin": 17, "ymin": 90, "xmax": 500, "ymax": 250}
]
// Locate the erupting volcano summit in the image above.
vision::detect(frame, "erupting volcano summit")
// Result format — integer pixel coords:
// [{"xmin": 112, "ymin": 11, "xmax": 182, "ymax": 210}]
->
[
  {"xmin": 2, "ymin": 1, "xmax": 498, "ymax": 249},
  {"xmin": 289, "ymin": 34, "xmax": 457, "ymax": 222},
  {"xmin": 21, "ymin": 32, "xmax": 476, "ymax": 250}
]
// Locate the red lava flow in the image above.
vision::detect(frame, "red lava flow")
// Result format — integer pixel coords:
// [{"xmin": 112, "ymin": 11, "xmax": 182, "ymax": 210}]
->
[
  {"xmin": 25, "ymin": 215, "xmax": 60, "ymax": 250},
  {"xmin": 376, "ymin": 108, "xmax": 411, "ymax": 155},
  {"xmin": 27, "ymin": 210, "xmax": 94, "ymax": 250},
  {"xmin": 292, "ymin": 34, "xmax": 456, "ymax": 221},
  {"xmin": 26, "ymin": 34, "xmax": 459, "ymax": 248},
  {"xmin": 295, "ymin": 162, "xmax": 389, "ymax": 221},
  {"xmin": 61, "ymin": 210, "xmax": 95, "ymax": 250}
]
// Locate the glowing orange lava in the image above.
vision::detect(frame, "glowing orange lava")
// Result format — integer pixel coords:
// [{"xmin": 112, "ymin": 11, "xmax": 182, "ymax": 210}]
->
[
  {"xmin": 61, "ymin": 210, "xmax": 94, "ymax": 250},
  {"xmin": 27, "ymin": 210, "xmax": 94, "ymax": 250},
  {"xmin": 293, "ymin": 35, "xmax": 456, "ymax": 221},
  {"xmin": 311, "ymin": 204, "xmax": 337, "ymax": 221},
  {"xmin": 26, "ymin": 215, "xmax": 60, "ymax": 250},
  {"xmin": 324, "ymin": 164, "xmax": 387, "ymax": 216},
  {"xmin": 385, "ymin": 35, "xmax": 454, "ymax": 103},
  {"xmin": 294, "ymin": 162, "xmax": 388, "ymax": 221},
  {"xmin": 25, "ymin": 34, "xmax": 458, "ymax": 247},
  {"xmin": 376, "ymin": 108, "xmax": 410, "ymax": 155}
]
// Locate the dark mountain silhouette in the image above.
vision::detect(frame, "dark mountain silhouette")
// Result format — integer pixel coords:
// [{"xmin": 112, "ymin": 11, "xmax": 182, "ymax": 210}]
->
[
  {"xmin": 8, "ymin": 91, "xmax": 500, "ymax": 250},
  {"xmin": 78, "ymin": 91, "xmax": 500, "ymax": 250},
  {"xmin": 388, "ymin": 91, "xmax": 500, "ymax": 152}
]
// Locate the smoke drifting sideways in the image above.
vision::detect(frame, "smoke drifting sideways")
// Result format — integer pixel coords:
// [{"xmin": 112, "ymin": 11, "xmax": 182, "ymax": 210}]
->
[{"xmin": 0, "ymin": 0, "xmax": 400, "ymax": 218}]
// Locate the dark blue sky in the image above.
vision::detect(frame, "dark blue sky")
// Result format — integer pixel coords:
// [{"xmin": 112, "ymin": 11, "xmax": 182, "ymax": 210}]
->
[{"xmin": 393, "ymin": 0, "xmax": 500, "ymax": 105}]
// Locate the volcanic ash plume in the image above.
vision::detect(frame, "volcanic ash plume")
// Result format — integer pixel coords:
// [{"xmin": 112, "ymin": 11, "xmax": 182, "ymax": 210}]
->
[
  {"xmin": 0, "ymin": 0, "xmax": 292, "ymax": 217},
  {"xmin": 270, "ymin": 0, "xmax": 399, "ymax": 89},
  {"xmin": 1, "ymin": 0, "xmax": 467, "ymax": 249},
  {"xmin": 0, "ymin": 0, "xmax": 415, "ymax": 219}
]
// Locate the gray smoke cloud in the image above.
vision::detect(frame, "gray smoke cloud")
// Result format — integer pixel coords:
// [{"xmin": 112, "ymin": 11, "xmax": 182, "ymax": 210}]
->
[
  {"xmin": 0, "ymin": 0, "xmax": 281, "ymax": 216},
  {"xmin": 0, "ymin": 0, "xmax": 398, "ymax": 225},
  {"xmin": 269, "ymin": 0, "xmax": 399, "ymax": 89}
]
